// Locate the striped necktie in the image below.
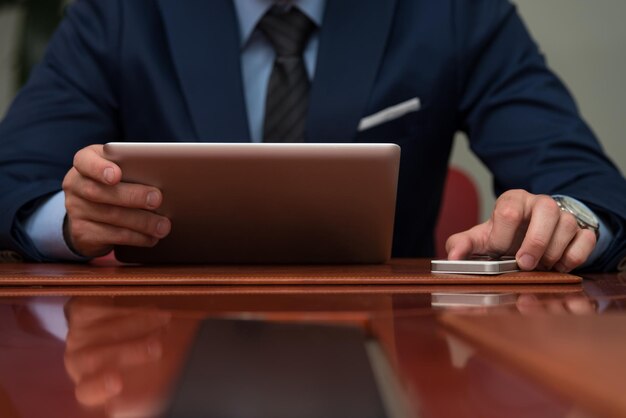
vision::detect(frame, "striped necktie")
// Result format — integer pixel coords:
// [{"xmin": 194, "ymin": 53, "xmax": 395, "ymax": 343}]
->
[{"xmin": 258, "ymin": 5, "xmax": 317, "ymax": 142}]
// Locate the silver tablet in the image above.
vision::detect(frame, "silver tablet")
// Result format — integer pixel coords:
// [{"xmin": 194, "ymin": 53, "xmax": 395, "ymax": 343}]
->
[{"xmin": 103, "ymin": 142, "xmax": 400, "ymax": 264}]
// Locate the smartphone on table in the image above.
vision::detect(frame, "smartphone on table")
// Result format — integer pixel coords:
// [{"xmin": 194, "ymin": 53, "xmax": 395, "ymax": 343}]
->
[{"xmin": 431, "ymin": 256, "xmax": 519, "ymax": 275}]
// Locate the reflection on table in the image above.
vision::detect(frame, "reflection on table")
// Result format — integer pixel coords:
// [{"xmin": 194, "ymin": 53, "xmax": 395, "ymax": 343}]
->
[{"xmin": 0, "ymin": 264, "xmax": 625, "ymax": 418}]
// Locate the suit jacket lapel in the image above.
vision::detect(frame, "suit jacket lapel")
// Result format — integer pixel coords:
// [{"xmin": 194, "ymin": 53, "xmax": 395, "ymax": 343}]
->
[
  {"xmin": 306, "ymin": 0, "xmax": 397, "ymax": 142},
  {"xmin": 157, "ymin": 0, "xmax": 250, "ymax": 142}
]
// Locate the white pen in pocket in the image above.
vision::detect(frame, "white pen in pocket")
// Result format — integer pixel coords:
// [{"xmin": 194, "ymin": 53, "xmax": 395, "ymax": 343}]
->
[{"xmin": 358, "ymin": 97, "xmax": 421, "ymax": 132}]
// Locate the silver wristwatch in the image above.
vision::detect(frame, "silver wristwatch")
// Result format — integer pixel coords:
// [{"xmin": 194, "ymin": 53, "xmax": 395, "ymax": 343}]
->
[{"xmin": 552, "ymin": 195, "xmax": 600, "ymax": 239}]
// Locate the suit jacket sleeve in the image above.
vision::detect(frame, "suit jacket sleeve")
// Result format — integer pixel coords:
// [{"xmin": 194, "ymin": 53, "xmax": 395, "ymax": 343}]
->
[
  {"xmin": 0, "ymin": 0, "xmax": 121, "ymax": 260},
  {"xmin": 455, "ymin": 0, "xmax": 626, "ymax": 271}
]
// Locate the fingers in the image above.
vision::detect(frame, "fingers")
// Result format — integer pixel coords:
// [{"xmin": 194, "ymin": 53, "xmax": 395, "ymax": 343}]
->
[
  {"xmin": 446, "ymin": 190, "xmax": 531, "ymax": 261},
  {"xmin": 65, "ymin": 299, "xmax": 121, "ymax": 332},
  {"xmin": 514, "ymin": 195, "xmax": 560, "ymax": 270},
  {"xmin": 64, "ymin": 170, "xmax": 163, "ymax": 210},
  {"xmin": 564, "ymin": 295, "xmax": 597, "ymax": 314},
  {"xmin": 553, "ymin": 229, "xmax": 597, "ymax": 273},
  {"xmin": 486, "ymin": 190, "xmax": 529, "ymax": 257},
  {"xmin": 66, "ymin": 299, "xmax": 168, "ymax": 330},
  {"xmin": 445, "ymin": 223, "xmax": 490, "ymax": 260},
  {"xmin": 516, "ymin": 294, "xmax": 543, "ymax": 315},
  {"xmin": 74, "ymin": 372, "xmax": 123, "ymax": 407},
  {"xmin": 67, "ymin": 310, "xmax": 171, "ymax": 352},
  {"xmin": 66, "ymin": 217, "xmax": 159, "ymax": 257},
  {"xmin": 64, "ymin": 189, "xmax": 171, "ymax": 257},
  {"xmin": 66, "ymin": 197, "xmax": 170, "ymax": 239},
  {"xmin": 516, "ymin": 294, "xmax": 597, "ymax": 315},
  {"xmin": 64, "ymin": 300, "xmax": 173, "ymax": 409},
  {"xmin": 62, "ymin": 145, "xmax": 171, "ymax": 257},
  {"xmin": 69, "ymin": 333, "xmax": 164, "ymax": 408},
  {"xmin": 537, "ymin": 212, "xmax": 580, "ymax": 270},
  {"xmin": 515, "ymin": 199, "xmax": 595, "ymax": 272},
  {"xmin": 444, "ymin": 190, "xmax": 597, "ymax": 272},
  {"xmin": 66, "ymin": 335, "xmax": 164, "ymax": 383},
  {"xmin": 72, "ymin": 144, "xmax": 122, "ymax": 186}
]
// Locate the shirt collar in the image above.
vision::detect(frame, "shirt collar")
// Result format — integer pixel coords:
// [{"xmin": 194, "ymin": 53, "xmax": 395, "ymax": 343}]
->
[{"xmin": 233, "ymin": 0, "xmax": 326, "ymax": 47}]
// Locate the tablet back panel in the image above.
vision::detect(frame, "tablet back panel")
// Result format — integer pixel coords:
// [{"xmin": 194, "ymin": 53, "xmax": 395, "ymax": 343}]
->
[{"xmin": 103, "ymin": 143, "xmax": 400, "ymax": 264}]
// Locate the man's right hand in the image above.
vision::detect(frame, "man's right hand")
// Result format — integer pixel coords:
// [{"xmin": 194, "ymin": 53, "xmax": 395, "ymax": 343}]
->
[{"xmin": 62, "ymin": 144, "xmax": 171, "ymax": 257}]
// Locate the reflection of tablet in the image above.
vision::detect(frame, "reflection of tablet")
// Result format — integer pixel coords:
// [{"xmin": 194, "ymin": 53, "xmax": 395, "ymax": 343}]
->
[
  {"xmin": 103, "ymin": 142, "xmax": 400, "ymax": 264},
  {"xmin": 165, "ymin": 319, "xmax": 389, "ymax": 418},
  {"xmin": 431, "ymin": 257, "xmax": 519, "ymax": 275}
]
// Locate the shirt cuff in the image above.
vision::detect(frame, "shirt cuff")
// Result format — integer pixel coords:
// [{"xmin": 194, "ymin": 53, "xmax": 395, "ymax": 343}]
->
[
  {"xmin": 22, "ymin": 191, "xmax": 89, "ymax": 261},
  {"xmin": 29, "ymin": 297, "xmax": 70, "ymax": 341}
]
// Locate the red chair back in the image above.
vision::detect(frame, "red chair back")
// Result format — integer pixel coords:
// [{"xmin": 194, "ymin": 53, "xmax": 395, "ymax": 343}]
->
[{"xmin": 435, "ymin": 167, "xmax": 480, "ymax": 259}]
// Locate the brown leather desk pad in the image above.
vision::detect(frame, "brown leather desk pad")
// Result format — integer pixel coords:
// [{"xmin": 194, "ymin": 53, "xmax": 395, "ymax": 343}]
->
[{"xmin": 0, "ymin": 259, "xmax": 581, "ymax": 286}]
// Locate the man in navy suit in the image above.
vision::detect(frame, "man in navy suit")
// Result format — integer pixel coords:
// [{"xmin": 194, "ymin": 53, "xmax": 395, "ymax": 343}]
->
[{"xmin": 0, "ymin": 0, "xmax": 625, "ymax": 271}]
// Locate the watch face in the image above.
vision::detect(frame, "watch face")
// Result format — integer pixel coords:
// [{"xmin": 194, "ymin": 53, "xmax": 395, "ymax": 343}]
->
[{"xmin": 560, "ymin": 197, "xmax": 600, "ymax": 230}]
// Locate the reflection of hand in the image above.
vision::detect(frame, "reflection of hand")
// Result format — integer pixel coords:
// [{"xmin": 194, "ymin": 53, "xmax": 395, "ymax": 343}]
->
[
  {"xmin": 64, "ymin": 298, "xmax": 172, "ymax": 409},
  {"xmin": 437, "ymin": 293, "xmax": 597, "ymax": 316},
  {"xmin": 516, "ymin": 294, "xmax": 597, "ymax": 315},
  {"xmin": 62, "ymin": 144, "xmax": 171, "ymax": 257},
  {"xmin": 446, "ymin": 190, "xmax": 596, "ymax": 272}
]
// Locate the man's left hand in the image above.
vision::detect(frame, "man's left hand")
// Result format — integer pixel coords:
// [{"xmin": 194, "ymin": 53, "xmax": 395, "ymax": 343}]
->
[{"xmin": 446, "ymin": 190, "xmax": 597, "ymax": 272}]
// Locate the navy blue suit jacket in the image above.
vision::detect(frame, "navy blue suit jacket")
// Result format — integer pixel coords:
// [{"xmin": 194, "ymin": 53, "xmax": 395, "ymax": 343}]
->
[{"xmin": 1, "ymin": 0, "xmax": 625, "ymax": 270}]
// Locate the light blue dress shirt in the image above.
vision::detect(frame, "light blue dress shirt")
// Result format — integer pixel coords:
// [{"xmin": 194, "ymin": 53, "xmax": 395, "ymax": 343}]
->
[{"xmin": 23, "ymin": 0, "xmax": 613, "ymax": 266}]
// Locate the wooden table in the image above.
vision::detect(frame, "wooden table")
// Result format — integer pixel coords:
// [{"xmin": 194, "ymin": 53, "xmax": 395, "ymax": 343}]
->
[{"xmin": 0, "ymin": 259, "xmax": 624, "ymax": 418}]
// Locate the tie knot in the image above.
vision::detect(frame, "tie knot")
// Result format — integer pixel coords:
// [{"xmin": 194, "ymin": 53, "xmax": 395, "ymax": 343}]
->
[{"xmin": 258, "ymin": 5, "xmax": 317, "ymax": 57}]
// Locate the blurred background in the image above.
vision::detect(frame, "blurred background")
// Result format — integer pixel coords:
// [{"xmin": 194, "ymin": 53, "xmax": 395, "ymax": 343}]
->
[{"xmin": 0, "ymin": 0, "xmax": 625, "ymax": 221}]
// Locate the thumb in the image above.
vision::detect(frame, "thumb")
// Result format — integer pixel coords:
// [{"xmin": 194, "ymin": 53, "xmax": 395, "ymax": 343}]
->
[{"xmin": 73, "ymin": 144, "xmax": 123, "ymax": 186}]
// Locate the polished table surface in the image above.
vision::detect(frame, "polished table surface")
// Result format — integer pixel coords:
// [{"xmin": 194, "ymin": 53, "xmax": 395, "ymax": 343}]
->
[{"xmin": 0, "ymin": 259, "xmax": 625, "ymax": 418}]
